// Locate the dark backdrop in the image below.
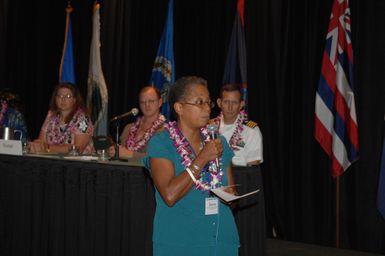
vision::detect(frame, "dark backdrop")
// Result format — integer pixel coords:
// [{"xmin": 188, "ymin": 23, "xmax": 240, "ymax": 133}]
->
[{"xmin": 0, "ymin": 0, "xmax": 384, "ymax": 254}]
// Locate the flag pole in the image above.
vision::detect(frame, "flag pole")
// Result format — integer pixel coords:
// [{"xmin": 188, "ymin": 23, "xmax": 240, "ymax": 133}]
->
[
  {"xmin": 59, "ymin": 1, "xmax": 73, "ymax": 82},
  {"xmin": 314, "ymin": 0, "xmax": 358, "ymax": 247},
  {"xmin": 335, "ymin": 176, "xmax": 340, "ymax": 248}
]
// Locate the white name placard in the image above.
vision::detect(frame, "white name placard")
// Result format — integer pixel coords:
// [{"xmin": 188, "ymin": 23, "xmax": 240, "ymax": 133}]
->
[{"xmin": 0, "ymin": 139, "xmax": 22, "ymax": 156}]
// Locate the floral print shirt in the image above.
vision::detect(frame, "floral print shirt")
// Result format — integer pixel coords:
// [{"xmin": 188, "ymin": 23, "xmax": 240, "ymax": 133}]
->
[{"xmin": 40, "ymin": 108, "xmax": 94, "ymax": 154}]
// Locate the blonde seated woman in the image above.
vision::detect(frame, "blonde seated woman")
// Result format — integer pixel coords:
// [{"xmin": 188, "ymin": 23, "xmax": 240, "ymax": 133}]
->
[
  {"xmin": 30, "ymin": 83, "xmax": 94, "ymax": 154},
  {"xmin": 115, "ymin": 86, "xmax": 165, "ymax": 159}
]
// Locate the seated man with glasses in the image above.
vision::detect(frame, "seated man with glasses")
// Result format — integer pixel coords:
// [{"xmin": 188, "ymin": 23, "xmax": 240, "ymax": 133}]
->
[
  {"xmin": 117, "ymin": 86, "xmax": 165, "ymax": 158},
  {"xmin": 213, "ymin": 83, "xmax": 263, "ymax": 166}
]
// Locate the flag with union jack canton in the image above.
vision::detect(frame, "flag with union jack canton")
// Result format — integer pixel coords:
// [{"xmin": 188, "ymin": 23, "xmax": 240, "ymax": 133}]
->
[
  {"xmin": 314, "ymin": 0, "xmax": 359, "ymax": 177},
  {"xmin": 149, "ymin": 0, "xmax": 175, "ymax": 120},
  {"xmin": 59, "ymin": 3, "xmax": 76, "ymax": 84},
  {"xmin": 223, "ymin": 0, "xmax": 248, "ymax": 110}
]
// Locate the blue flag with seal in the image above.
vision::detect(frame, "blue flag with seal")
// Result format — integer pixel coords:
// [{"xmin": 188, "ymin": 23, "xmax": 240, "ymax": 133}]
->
[
  {"xmin": 149, "ymin": 0, "xmax": 175, "ymax": 120},
  {"xmin": 59, "ymin": 3, "xmax": 76, "ymax": 84},
  {"xmin": 378, "ymin": 118, "xmax": 385, "ymax": 220}
]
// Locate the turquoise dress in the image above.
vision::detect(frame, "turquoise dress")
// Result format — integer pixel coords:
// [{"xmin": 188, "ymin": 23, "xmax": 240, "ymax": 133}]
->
[{"xmin": 144, "ymin": 130, "xmax": 240, "ymax": 256}]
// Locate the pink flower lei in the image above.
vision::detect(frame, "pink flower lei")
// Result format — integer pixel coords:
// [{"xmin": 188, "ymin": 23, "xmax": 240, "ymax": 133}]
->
[
  {"xmin": 164, "ymin": 121, "xmax": 223, "ymax": 191},
  {"xmin": 126, "ymin": 114, "xmax": 166, "ymax": 151},
  {"xmin": 47, "ymin": 108, "xmax": 85, "ymax": 144},
  {"xmin": 0, "ymin": 100, "xmax": 9, "ymax": 125},
  {"xmin": 214, "ymin": 109, "xmax": 248, "ymax": 151}
]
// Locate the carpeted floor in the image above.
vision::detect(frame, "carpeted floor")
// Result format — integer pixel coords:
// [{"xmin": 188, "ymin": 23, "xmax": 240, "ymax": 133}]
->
[{"xmin": 266, "ymin": 239, "xmax": 384, "ymax": 256}]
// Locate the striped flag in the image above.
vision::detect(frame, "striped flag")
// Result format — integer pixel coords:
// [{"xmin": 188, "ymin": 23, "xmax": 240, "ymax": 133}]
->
[
  {"xmin": 149, "ymin": 0, "xmax": 175, "ymax": 120},
  {"xmin": 378, "ymin": 119, "xmax": 385, "ymax": 219},
  {"xmin": 223, "ymin": 0, "xmax": 248, "ymax": 109},
  {"xmin": 59, "ymin": 3, "xmax": 76, "ymax": 84},
  {"xmin": 87, "ymin": 2, "xmax": 108, "ymax": 136},
  {"xmin": 314, "ymin": 0, "xmax": 359, "ymax": 177}
]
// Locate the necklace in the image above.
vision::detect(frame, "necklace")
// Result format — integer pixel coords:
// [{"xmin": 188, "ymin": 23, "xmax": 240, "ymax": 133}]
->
[
  {"xmin": 165, "ymin": 121, "xmax": 223, "ymax": 191},
  {"xmin": 0, "ymin": 100, "xmax": 9, "ymax": 125},
  {"xmin": 214, "ymin": 109, "xmax": 248, "ymax": 151},
  {"xmin": 126, "ymin": 114, "xmax": 165, "ymax": 151},
  {"xmin": 47, "ymin": 108, "xmax": 82, "ymax": 144}
]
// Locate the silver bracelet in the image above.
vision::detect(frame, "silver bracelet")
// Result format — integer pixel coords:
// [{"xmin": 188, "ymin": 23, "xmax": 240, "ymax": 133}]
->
[{"xmin": 186, "ymin": 167, "xmax": 197, "ymax": 183}]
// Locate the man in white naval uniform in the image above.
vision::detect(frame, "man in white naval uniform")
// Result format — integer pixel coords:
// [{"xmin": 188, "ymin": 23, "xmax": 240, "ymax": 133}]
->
[{"xmin": 215, "ymin": 84, "xmax": 263, "ymax": 166}]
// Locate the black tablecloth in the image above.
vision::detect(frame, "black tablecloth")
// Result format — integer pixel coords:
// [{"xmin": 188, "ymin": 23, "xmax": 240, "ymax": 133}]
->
[{"xmin": 0, "ymin": 154, "xmax": 265, "ymax": 256}]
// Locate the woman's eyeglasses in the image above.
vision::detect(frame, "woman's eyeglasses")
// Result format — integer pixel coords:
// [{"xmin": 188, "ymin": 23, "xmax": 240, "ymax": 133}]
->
[
  {"xmin": 56, "ymin": 94, "xmax": 73, "ymax": 101},
  {"xmin": 181, "ymin": 100, "xmax": 215, "ymax": 109}
]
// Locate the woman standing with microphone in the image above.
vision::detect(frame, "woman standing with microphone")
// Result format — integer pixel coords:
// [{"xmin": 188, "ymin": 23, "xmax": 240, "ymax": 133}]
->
[{"xmin": 144, "ymin": 76, "xmax": 239, "ymax": 256}]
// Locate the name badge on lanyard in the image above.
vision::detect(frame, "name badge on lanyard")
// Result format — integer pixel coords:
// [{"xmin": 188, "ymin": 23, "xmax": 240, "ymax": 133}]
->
[{"xmin": 205, "ymin": 197, "xmax": 219, "ymax": 215}]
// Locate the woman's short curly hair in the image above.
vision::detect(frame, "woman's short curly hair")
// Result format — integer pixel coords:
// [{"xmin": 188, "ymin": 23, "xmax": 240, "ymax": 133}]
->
[{"xmin": 168, "ymin": 76, "xmax": 208, "ymax": 120}]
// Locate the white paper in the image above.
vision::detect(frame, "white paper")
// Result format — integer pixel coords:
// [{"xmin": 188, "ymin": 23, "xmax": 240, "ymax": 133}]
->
[
  {"xmin": 205, "ymin": 197, "xmax": 219, "ymax": 215},
  {"xmin": 0, "ymin": 139, "xmax": 22, "ymax": 156},
  {"xmin": 63, "ymin": 155, "xmax": 99, "ymax": 161},
  {"xmin": 210, "ymin": 185, "xmax": 260, "ymax": 203}
]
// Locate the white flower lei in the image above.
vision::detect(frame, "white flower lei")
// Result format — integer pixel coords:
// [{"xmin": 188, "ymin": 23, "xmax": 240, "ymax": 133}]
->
[{"xmin": 214, "ymin": 109, "xmax": 248, "ymax": 151}]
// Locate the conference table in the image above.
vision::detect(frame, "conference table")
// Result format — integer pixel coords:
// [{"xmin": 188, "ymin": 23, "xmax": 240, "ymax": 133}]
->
[{"xmin": 0, "ymin": 153, "xmax": 266, "ymax": 256}]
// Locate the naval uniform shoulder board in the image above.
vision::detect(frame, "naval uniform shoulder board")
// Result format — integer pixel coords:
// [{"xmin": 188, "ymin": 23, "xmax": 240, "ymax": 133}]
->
[{"xmin": 244, "ymin": 120, "xmax": 258, "ymax": 129}]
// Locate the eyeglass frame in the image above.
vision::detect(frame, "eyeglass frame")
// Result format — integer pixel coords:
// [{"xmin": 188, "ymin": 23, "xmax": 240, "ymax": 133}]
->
[
  {"xmin": 180, "ymin": 100, "xmax": 215, "ymax": 109},
  {"xmin": 56, "ymin": 94, "xmax": 74, "ymax": 101},
  {"xmin": 139, "ymin": 99, "xmax": 159, "ymax": 105}
]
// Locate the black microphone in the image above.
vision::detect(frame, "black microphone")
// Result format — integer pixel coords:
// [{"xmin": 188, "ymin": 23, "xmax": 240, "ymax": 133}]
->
[
  {"xmin": 110, "ymin": 108, "xmax": 139, "ymax": 122},
  {"xmin": 207, "ymin": 124, "xmax": 220, "ymax": 170}
]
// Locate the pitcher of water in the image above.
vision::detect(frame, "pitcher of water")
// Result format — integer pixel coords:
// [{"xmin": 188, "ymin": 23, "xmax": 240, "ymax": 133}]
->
[{"xmin": 0, "ymin": 126, "xmax": 23, "ymax": 140}]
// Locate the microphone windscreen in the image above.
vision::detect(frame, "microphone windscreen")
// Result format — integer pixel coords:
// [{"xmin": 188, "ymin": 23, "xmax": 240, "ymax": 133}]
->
[
  {"xmin": 207, "ymin": 123, "xmax": 217, "ymax": 133},
  {"xmin": 132, "ymin": 108, "xmax": 139, "ymax": 116},
  {"xmin": 207, "ymin": 124, "xmax": 218, "ymax": 139}
]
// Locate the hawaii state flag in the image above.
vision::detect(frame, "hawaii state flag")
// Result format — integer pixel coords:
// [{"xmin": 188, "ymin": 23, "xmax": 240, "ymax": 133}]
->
[
  {"xmin": 87, "ymin": 2, "xmax": 108, "ymax": 136},
  {"xmin": 59, "ymin": 3, "xmax": 76, "ymax": 84},
  {"xmin": 314, "ymin": 0, "xmax": 359, "ymax": 177},
  {"xmin": 223, "ymin": 0, "xmax": 248, "ymax": 109},
  {"xmin": 149, "ymin": 0, "xmax": 175, "ymax": 120}
]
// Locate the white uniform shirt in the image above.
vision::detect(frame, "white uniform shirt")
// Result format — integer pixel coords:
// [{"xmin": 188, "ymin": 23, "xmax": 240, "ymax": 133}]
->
[{"xmin": 219, "ymin": 117, "xmax": 263, "ymax": 166}]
